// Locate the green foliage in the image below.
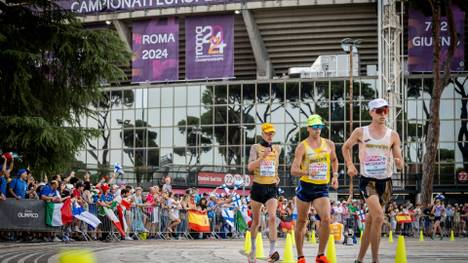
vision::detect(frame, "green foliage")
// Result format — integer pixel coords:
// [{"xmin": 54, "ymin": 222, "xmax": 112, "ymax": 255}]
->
[{"xmin": 0, "ymin": 1, "xmax": 130, "ymax": 175}]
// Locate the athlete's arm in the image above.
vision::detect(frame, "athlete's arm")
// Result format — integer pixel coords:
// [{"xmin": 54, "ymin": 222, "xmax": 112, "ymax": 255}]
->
[
  {"xmin": 391, "ymin": 131, "xmax": 405, "ymax": 170},
  {"xmin": 291, "ymin": 143, "xmax": 308, "ymax": 177},
  {"xmin": 327, "ymin": 140, "xmax": 339, "ymax": 190},
  {"xmin": 274, "ymin": 145, "xmax": 282, "ymax": 184},
  {"xmin": 342, "ymin": 128, "xmax": 362, "ymax": 177},
  {"xmin": 247, "ymin": 145, "xmax": 261, "ymax": 172}
]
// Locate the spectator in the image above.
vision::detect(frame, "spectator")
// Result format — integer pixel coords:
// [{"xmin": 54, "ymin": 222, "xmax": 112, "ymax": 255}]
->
[
  {"xmin": 8, "ymin": 168, "xmax": 28, "ymax": 200},
  {"xmin": 0, "ymin": 156, "xmax": 13, "ymax": 201},
  {"xmin": 162, "ymin": 175, "xmax": 172, "ymax": 193}
]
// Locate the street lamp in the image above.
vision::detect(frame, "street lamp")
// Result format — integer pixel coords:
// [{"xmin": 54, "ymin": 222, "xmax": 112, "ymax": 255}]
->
[
  {"xmin": 341, "ymin": 38, "xmax": 361, "ymax": 196},
  {"xmin": 240, "ymin": 125, "xmax": 247, "ymax": 196}
]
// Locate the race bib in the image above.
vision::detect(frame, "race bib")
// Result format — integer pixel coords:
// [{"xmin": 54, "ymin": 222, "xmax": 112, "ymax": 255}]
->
[
  {"xmin": 308, "ymin": 162, "xmax": 328, "ymax": 181},
  {"xmin": 260, "ymin": 160, "xmax": 276, "ymax": 176},
  {"xmin": 364, "ymin": 155, "xmax": 387, "ymax": 176}
]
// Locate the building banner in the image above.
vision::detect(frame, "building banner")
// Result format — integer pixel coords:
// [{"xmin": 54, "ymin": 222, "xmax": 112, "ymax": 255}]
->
[
  {"xmin": 132, "ymin": 18, "xmax": 179, "ymax": 83},
  {"xmin": 0, "ymin": 199, "xmax": 53, "ymax": 231},
  {"xmin": 408, "ymin": 5, "xmax": 464, "ymax": 72},
  {"xmin": 57, "ymin": 0, "xmax": 248, "ymax": 15},
  {"xmin": 185, "ymin": 15, "xmax": 234, "ymax": 80}
]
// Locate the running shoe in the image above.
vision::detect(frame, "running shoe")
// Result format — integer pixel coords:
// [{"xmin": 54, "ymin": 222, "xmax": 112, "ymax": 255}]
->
[
  {"xmin": 268, "ymin": 251, "xmax": 280, "ymax": 262},
  {"xmin": 315, "ymin": 255, "xmax": 330, "ymax": 263},
  {"xmin": 297, "ymin": 257, "xmax": 306, "ymax": 263}
]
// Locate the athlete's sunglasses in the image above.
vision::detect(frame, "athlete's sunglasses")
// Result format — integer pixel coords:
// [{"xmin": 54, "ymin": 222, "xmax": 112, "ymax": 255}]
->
[
  {"xmin": 373, "ymin": 107, "xmax": 389, "ymax": 115},
  {"xmin": 309, "ymin": 124, "xmax": 325, "ymax": 130}
]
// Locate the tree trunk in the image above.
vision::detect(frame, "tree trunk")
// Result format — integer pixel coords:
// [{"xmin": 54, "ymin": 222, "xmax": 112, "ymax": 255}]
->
[{"xmin": 421, "ymin": 0, "xmax": 457, "ymax": 205}]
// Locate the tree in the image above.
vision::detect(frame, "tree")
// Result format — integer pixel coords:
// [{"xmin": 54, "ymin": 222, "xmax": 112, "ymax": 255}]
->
[
  {"xmin": 451, "ymin": 77, "xmax": 468, "ymax": 171},
  {"xmin": 0, "ymin": 1, "xmax": 130, "ymax": 175},
  {"xmin": 420, "ymin": 0, "xmax": 461, "ymax": 205}
]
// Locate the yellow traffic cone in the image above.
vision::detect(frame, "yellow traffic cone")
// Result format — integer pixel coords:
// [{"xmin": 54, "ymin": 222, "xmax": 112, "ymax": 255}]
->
[
  {"xmin": 394, "ymin": 235, "xmax": 407, "ymax": 263},
  {"xmin": 292, "ymin": 230, "xmax": 296, "ymax": 247},
  {"xmin": 282, "ymin": 233, "xmax": 295, "ymax": 263},
  {"xmin": 419, "ymin": 230, "xmax": 424, "ymax": 242},
  {"xmin": 255, "ymin": 233, "xmax": 266, "ymax": 259},
  {"xmin": 326, "ymin": 235, "xmax": 337, "ymax": 263},
  {"xmin": 309, "ymin": 230, "xmax": 317, "ymax": 244},
  {"xmin": 244, "ymin": 231, "xmax": 252, "ymax": 254},
  {"xmin": 450, "ymin": 230, "xmax": 455, "ymax": 241},
  {"xmin": 389, "ymin": 230, "xmax": 394, "ymax": 244},
  {"xmin": 60, "ymin": 249, "xmax": 96, "ymax": 263}
]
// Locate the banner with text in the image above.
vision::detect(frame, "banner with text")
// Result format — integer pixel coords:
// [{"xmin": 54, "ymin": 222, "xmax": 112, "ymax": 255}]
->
[
  {"xmin": 197, "ymin": 172, "xmax": 252, "ymax": 187},
  {"xmin": 408, "ymin": 5, "xmax": 464, "ymax": 72},
  {"xmin": 56, "ymin": 0, "xmax": 248, "ymax": 15},
  {"xmin": 132, "ymin": 18, "xmax": 179, "ymax": 83},
  {"xmin": 185, "ymin": 15, "xmax": 234, "ymax": 80},
  {"xmin": 0, "ymin": 199, "xmax": 53, "ymax": 231}
]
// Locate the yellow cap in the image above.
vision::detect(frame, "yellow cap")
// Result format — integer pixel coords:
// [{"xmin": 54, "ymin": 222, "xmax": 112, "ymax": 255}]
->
[
  {"xmin": 306, "ymin": 114, "xmax": 324, "ymax": 126},
  {"xmin": 261, "ymin": 123, "xmax": 276, "ymax": 133}
]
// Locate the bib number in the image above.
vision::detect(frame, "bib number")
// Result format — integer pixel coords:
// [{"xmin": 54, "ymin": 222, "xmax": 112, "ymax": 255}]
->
[
  {"xmin": 308, "ymin": 162, "xmax": 328, "ymax": 181},
  {"xmin": 260, "ymin": 160, "xmax": 275, "ymax": 177},
  {"xmin": 364, "ymin": 155, "xmax": 387, "ymax": 176}
]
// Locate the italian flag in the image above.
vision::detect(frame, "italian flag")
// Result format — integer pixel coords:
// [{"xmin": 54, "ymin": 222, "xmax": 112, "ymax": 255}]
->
[
  {"xmin": 45, "ymin": 198, "xmax": 73, "ymax": 227},
  {"xmin": 103, "ymin": 207, "xmax": 126, "ymax": 237}
]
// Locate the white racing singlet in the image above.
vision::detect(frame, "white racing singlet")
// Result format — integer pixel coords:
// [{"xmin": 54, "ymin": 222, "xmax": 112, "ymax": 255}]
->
[{"xmin": 359, "ymin": 126, "xmax": 393, "ymax": 179}]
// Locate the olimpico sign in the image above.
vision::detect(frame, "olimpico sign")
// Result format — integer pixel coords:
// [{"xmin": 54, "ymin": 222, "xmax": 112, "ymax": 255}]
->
[{"xmin": 56, "ymin": 0, "xmax": 247, "ymax": 15}]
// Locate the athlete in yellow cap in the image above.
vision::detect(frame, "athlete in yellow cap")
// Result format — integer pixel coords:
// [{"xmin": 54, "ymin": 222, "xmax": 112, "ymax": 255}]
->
[
  {"xmin": 291, "ymin": 114, "xmax": 339, "ymax": 263},
  {"xmin": 247, "ymin": 123, "xmax": 282, "ymax": 263}
]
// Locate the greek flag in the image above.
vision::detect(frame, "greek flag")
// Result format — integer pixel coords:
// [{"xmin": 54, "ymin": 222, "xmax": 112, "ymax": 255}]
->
[
  {"xmin": 358, "ymin": 209, "xmax": 366, "ymax": 222},
  {"xmin": 222, "ymin": 208, "xmax": 235, "ymax": 228}
]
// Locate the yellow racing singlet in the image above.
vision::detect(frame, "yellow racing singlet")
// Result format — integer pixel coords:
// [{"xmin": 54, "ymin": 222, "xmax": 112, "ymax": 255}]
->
[
  {"xmin": 253, "ymin": 144, "xmax": 281, "ymax": 184},
  {"xmin": 299, "ymin": 138, "xmax": 331, "ymax": 185}
]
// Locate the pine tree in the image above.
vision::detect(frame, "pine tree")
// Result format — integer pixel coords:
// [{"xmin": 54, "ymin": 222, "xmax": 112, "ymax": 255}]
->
[{"xmin": 0, "ymin": 0, "xmax": 130, "ymax": 175}]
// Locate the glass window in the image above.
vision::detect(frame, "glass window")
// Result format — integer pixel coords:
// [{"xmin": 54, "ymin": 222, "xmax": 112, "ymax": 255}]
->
[
  {"xmin": 228, "ymin": 84, "xmax": 241, "ymax": 105},
  {"xmin": 122, "ymin": 149, "xmax": 134, "ymax": 167},
  {"xmin": 330, "ymin": 122, "xmax": 345, "ymax": 143},
  {"xmin": 147, "ymin": 149, "xmax": 160, "ymax": 166},
  {"xmin": 360, "ymin": 79, "xmax": 377, "ymax": 100},
  {"xmin": 187, "ymin": 85, "xmax": 201, "ymax": 106},
  {"xmin": 440, "ymin": 120, "xmax": 455, "ymax": 142},
  {"xmin": 123, "ymin": 90, "xmax": 135, "ymax": 109},
  {"xmin": 214, "ymin": 126, "xmax": 227, "ymax": 145},
  {"xmin": 285, "ymin": 124, "xmax": 300, "ymax": 145},
  {"xmin": 407, "ymin": 78, "xmax": 423, "ymax": 99},
  {"xmin": 135, "ymin": 109, "xmax": 147, "ymax": 124},
  {"xmin": 201, "ymin": 105, "xmax": 212, "ymax": 125},
  {"xmin": 271, "ymin": 82, "xmax": 284, "ymax": 103},
  {"xmin": 214, "ymin": 85, "xmax": 227, "ymax": 105},
  {"xmin": 75, "ymin": 151, "xmax": 86, "ymax": 164},
  {"xmin": 147, "ymin": 128, "xmax": 160, "ymax": 147},
  {"xmin": 110, "ymin": 90, "xmax": 123, "ymax": 110},
  {"xmin": 174, "ymin": 86, "xmax": 187, "ymax": 107},
  {"xmin": 286, "ymin": 82, "xmax": 300, "ymax": 102},
  {"xmin": 161, "ymin": 87, "xmax": 173, "ymax": 107},
  {"xmin": 123, "ymin": 109, "xmax": 134, "ymax": 123},
  {"xmin": 174, "ymin": 107, "xmax": 187, "ymax": 126},
  {"xmin": 187, "ymin": 106, "xmax": 201, "ymax": 120},
  {"xmin": 257, "ymin": 83, "xmax": 270, "ymax": 103},
  {"xmin": 201, "ymin": 85, "xmax": 214, "ymax": 105},
  {"xmin": 174, "ymin": 127, "xmax": 186, "ymax": 147},
  {"xmin": 200, "ymin": 148, "xmax": 214, "ymax": 166},
  {"xmin": 214, "ymin": 106, "xmax": 227, "ymax": 124},
  {"xmin": 134, "ymin": 88, "xmax": 147, "ymax": 109},
  {"xmin": 330, "ymin": 101, "xmax": 345, "ymax": 122},
  {"xmin": 147, "ymin": 108, "xmax": 160, "ymax": 127},
  {"xmin": 270, "ymin": 104, "xmax": 285, "ymax": 123},
  {"xmin": 227, "ymin": 105, "xmax": 242, "ymax": 124},
  {"xmin": 148, "ymin": 87, "xmax": 161, "ymax": 107},
  {"xmin": 109, "ymin": 150, "xmax": 122, "ymax": 167},
  {"xmin": 160, "ymin": 127, "xmax": 173, "ymax": 147},
  {"xmin": 161, "ymin": 108, "xmax": 173, "ymax": 126},
  {"xmin": 110, "ymin": 129, "xmax": 122, "ymax": 149},
  {"xmin": 242, "ymin": 84, "xmax": 255, "ymax": 105},
  {"xmin": 110, "ymin": 110, "xmax": 122, "ymax": 129},
  {"xmin": 439, "ymin": 143, "xmax": 455, "ymax": 162},
  {"xmin": 86, "ymin": 150, "xmax": 99, "ymax": 165},
  {"xmin": 256, "ymin": 104, "xmax": 270, "ymax": 123},
  {"xmin": 330, "ymin": 81, "xmax": 345, "ymax": 101},
  {"xmin": 301, "ymin": 82, "xmax": 314, "ymax": 102}
]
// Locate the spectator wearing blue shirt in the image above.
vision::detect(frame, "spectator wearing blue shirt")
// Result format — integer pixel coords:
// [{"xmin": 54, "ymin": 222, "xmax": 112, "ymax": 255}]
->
[
  {"xmin": 8, "ymin": 168, "xmax": 28, "ymax": 200},
  {"xmin": 0, "ymin": 155, "xmax": 14, "ymax": 200},
  {"xmin": 40, "ymin": 180, "xmax": 61, "ymax": 202}
]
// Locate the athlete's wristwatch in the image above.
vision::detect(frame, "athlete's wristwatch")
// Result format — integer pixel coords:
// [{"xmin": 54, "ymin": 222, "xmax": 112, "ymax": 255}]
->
[{"xmin": 332, "ymin": 172, "xmax": 339, "ymax": 178}]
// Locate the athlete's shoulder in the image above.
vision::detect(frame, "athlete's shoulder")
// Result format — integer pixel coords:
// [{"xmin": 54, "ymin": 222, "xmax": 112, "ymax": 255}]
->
[{"xmin": 324, "ymin": 138, "xmax": 336, "ymax": 148}]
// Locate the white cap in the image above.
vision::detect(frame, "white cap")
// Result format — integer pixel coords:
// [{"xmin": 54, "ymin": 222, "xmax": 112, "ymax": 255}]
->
[{"xmin": 368, "ymin": 98, "xmax": 388, "ymax": 110}]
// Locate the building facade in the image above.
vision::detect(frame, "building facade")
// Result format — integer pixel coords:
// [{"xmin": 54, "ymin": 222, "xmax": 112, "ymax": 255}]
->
[{"xmin": 70, "ymin": 0, "xmax": 468, "ymax": 198}]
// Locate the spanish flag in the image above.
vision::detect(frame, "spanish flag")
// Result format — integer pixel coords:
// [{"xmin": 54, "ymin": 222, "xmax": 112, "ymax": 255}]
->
[
  {"xmin": 396, "ymin": 213, "xmax": 412, "ymax": 223},
  {"xmin": 188, "ymin": 209, "xmax": 210, "ymax": 232}
]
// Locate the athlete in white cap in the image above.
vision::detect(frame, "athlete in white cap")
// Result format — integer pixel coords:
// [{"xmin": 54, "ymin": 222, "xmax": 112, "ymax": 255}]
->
[{"xmin": 342, "ymin": 98, "xmax": 404, "ymax": 263}]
